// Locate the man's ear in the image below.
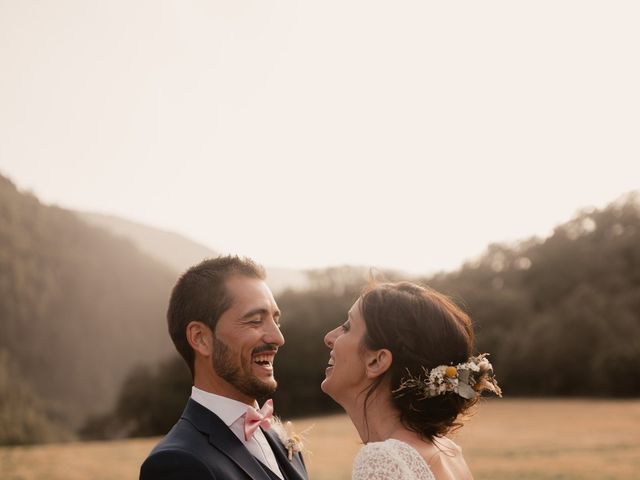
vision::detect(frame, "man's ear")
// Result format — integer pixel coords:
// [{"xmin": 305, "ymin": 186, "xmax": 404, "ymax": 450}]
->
[
  {"xmin": 365, "ymin": 348, "xmax": 393, "ymax": 379},
  {"xmin": 186, "ymin": 321, "xmax": 213, "ymax": 356}
]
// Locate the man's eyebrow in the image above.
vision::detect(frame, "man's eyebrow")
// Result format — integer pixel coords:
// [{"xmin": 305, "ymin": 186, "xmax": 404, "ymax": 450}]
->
[{"xmin": 240, "ymin": 308, "xmax": 281, "ymax": 320}]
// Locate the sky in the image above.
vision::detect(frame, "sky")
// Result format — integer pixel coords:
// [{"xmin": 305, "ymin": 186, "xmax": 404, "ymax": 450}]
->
[{"xmin": 1, "ymin": 1, "xmax": 638, "ymax": 275}]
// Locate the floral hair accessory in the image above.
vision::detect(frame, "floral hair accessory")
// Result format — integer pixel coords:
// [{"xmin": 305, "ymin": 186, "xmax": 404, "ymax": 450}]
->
[
  {"xmin": 392, "ymin": 353, "xmax": 502, "ymax": 400},
  {"xmin": 270, "ymin": 417, "xmax": 312, "ymax": 460}
]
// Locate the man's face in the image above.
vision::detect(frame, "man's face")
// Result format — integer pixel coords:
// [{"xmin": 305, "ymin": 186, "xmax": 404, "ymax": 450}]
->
[{"xmin": 211, "ymin": 275, "xmax": 284, "ymax": 403}]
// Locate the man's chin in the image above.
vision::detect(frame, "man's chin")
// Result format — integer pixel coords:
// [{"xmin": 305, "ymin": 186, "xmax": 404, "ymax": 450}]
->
[
  {"xmin": 243, "ymin": 375, "xmax": 277, "ymax": 398},
  {"xmin": 249, "ymin": 366, "xmax": 277, "ymax": 389},
  {"xmin": 257, "ymin": 378, "xmax": 278, "ymax": 395}
]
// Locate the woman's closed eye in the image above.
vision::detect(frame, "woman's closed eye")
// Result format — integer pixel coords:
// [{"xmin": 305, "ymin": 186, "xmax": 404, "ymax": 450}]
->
[{"xmin": 341, "ymin": 320, "xmax": 351, "ymax": 332}]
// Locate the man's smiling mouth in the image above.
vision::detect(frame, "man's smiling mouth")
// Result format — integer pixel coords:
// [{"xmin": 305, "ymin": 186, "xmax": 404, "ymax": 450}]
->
[{"xmin": 253, "ymin": 354, "xmax": 275, "ymax": 367}]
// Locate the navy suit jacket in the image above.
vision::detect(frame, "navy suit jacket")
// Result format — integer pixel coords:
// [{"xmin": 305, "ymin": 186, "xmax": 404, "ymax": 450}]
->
[{"xmin": 140, "ymin": 399, "xmax": 308, "ymax": 480}]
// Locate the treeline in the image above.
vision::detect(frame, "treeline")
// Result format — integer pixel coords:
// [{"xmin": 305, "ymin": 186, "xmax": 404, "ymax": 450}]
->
[
  {"xmin": 2, "ymin": 168, "xmax": 639, "ymax": 445},
  {"xmin": 103, "ymin": 192, "xmax": 640, "ymax": 439},
  {"xmin": 0, "ymin": 174, "xmax": 175, "ymax": 444},
  {"xmin": 426, "ymin": 192, "xmax": 640, "ymax": 397},
  {"xmin": 0, "ymin": 349, "xmax": 72, "ymax": 445},
  {"xmin": 81, "ymin": 267, "xmax": 375, "ymax": 439}
]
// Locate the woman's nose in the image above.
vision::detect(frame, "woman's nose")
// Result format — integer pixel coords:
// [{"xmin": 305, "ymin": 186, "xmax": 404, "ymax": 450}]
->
[{"xmin": 324, "ymin": 327, "xmax": 338, "ymax": 348}]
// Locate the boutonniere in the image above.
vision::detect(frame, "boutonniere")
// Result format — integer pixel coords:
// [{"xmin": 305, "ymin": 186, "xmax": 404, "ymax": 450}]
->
[{"xmin": 270, "ymin": 417, "xmax": 311, "ymax": 460}]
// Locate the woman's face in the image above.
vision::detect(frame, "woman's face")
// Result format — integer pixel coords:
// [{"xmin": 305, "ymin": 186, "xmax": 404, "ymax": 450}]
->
[{"xmin": 321, "ymin": 299, "xmax": 369, "ymax": 405}]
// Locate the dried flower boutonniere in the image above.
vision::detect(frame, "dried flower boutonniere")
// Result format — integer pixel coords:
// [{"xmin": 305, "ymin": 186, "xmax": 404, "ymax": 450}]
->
[{"xmin": 270, "ymin": 417, "xmax": 311, "ymax": 460}]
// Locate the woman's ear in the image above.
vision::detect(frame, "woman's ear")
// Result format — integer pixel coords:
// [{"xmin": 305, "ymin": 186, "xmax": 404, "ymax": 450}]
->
[
  {"xmin": 365, "ymin": 348, "xmax": 393, "ymax": 379},
  {"xmin": 186, "ymin": 321, "xmax": 213, "ymax": 356}
]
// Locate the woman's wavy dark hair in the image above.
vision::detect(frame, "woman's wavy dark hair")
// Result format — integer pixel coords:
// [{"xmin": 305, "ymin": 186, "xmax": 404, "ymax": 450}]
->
[{"xmin": 359, "ymin": 281, "xmax": 477, "ymax": 441}]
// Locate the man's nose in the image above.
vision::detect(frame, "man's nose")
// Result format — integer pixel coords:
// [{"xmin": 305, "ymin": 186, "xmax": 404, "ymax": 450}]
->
[{"xmin": 264, "ymin": 319, "xmax": 285, "ymax": 346}]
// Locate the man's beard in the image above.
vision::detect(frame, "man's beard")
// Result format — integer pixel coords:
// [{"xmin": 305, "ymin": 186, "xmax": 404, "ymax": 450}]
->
[{"xmin": 211, "ymin": 335, "xmax": 277, "ymax": 399}]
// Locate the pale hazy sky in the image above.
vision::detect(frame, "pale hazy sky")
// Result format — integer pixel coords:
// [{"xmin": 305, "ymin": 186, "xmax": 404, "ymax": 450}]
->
[{"xmin": 1, "ymin": 1, "xmax": 638, "ymax": 274}]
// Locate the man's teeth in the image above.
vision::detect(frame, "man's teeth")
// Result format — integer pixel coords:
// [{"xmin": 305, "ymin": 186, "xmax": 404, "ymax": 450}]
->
[{"xmin": 254, "ymin": 355, "xmax": 274, "ymax": 366}]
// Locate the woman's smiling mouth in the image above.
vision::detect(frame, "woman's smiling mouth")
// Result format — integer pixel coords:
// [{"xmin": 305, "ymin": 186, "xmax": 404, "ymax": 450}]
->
[{"xmin": 325, "ymin": 354, "xmax": 335, "ymax": 373}]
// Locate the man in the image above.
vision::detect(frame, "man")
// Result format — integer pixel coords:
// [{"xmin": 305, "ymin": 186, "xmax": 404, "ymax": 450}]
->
[{"xmin": 140, "ymin": 256, "xmax": 308, "ymax": 480}]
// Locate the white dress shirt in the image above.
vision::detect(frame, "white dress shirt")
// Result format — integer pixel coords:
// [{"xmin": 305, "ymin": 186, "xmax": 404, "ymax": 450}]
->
[{"xmin": 191, "ymin": 386, "xmax": 284, "ymax": 479}]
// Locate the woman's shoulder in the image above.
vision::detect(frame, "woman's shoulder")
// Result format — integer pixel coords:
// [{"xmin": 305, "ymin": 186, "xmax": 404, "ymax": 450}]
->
[
  {"xmin": 353, "ymin": 439, "xmax": 435, "ymax": 480},
  {"xmin": 425, "ymin": 436, "xmax": 473, "ymax": 480},
  {"xmin": 431, "ymin": 436, "xmax": 463, "ymax": 455}
]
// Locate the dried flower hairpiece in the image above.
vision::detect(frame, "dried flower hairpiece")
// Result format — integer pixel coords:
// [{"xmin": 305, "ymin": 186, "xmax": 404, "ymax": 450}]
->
[
  {"xmin": 270, "ymin": 417, "xmax": 312, "ymax": 460},
  {"xmin": 392, "ymin": 353, "xmax": 502, "ymax": 400}
]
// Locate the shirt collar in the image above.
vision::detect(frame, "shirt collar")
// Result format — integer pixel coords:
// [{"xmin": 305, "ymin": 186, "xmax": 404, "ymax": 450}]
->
[{"xmin": 191, "ymin": 386, "xmax": 256, "ymax": 426}]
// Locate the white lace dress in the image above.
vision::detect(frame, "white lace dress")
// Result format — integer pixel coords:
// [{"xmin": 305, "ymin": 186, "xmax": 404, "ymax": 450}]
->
[{"xmin": 352, "ymin": 438, "xmax": 436, "ymax": 480}]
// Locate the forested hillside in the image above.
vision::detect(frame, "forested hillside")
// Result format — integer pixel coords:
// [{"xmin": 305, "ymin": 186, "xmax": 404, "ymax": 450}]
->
[
  {"xmin": 278, "ymin": 193, "xmax": 640, "ymax": 408},
  {"xmin": 0, "ymin": 174, "xmax": 175, "ymax": 440},
  {"xmin": 280, "ymin": 200, "xmax": 640, "ymax": 411},
  {"xmin": 78, "ymin": 211, "xmax": 219, "ymax": 274},
  {"xmin": 107, "ymin": 193, "xmax": 640, "ymax": 438},
  {"xmin": 3, "ymin": 171, "xmax": 638, "ymax": 444},
  {"xmin": 78, "ymin": 211, "xmax": 309, "ymax": 293},
  {"xmin": 427, "ymin": 192, "xmax": 640, "ymax": 396}
]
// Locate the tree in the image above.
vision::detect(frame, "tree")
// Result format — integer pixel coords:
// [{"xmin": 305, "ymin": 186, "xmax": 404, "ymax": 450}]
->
[{"xmin": 0, "ymin": 350, "xmax": 72, "ymax": 445}]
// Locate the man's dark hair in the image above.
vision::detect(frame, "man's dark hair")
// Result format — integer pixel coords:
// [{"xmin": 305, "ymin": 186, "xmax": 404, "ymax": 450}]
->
[{"xmin": 167, "ymin": 255, "xmax": 266, "ymax": 376}]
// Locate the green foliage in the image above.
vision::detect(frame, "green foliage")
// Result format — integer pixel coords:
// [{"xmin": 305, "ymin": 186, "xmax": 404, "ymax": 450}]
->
[
  {"xmin": 80, "ymin": 355, "xmax": 191, "ymax": 439},
  {"xmin": 273, "ymin": 268, "xmax": 368, "ymax": 417},
  {"xmin": 108, "ymin": 194, "xmax": 640, "ymax": 437},
  {"xmin": 429, "ymin": 192, "xmax": 640, "ymax": 397},
  {"xmin": 0, "ymin": 350, "xmax": 72, "ymax": 445},
  {"xmin": 115, "ymin": 356, "xmax": 191, "ymax": 437},
  {"xmin": 0, "ymin": 174, "xmax": 176, "ymax": 437},
  {"xmin": 6, "ymin": 166, "xmax": 638, "ymax": 442},
  {"xmin": 99, "ymin": 267, "xmax": 373, "ymax": 438},
  {"xmin": 279, "ymin": 193, "xmax": 640, "ymax": 405}
]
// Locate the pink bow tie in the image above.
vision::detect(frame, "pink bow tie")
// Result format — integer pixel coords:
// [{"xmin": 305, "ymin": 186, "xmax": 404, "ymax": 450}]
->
[{"xmin": 244, "ymin": 399, "xmax": 274, "ymax": 441}]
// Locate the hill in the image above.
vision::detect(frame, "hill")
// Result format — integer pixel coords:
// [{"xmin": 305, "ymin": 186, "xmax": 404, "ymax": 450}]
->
[
  {"xmin": 77, "ymin": 212, "xmax": 219, "ymax": 273},
  {"xmin": 102, "ymin": 191, "xmax": 640, "ymax": 440},
  {"xmin": 272, "ymin": 192, "xmax": 640, "ymax": 417},
  {"xmin": 0, "ymin": 174, "xmax": 176, "ymax": 433},
  {"xmin": 424, "ymin": 191, "xmax": 640, "ymax": 396},
  {"xmin": 78, "ymin": 211, "xmax": 309, "ymax": 292}
]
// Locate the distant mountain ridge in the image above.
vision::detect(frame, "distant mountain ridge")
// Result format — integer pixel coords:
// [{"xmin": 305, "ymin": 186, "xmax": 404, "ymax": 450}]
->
[
  {"xmin": 0, "ymin": 174, "xmax": 175, "ymax": 431},
  {"xmin": 0, "ymin": 172, "xmax": 306, "ymax": 443},
  {"xmin": 78, "ymin": 211, "xmax": 309, "ymax": 292},
  {"xmin": 3, "ymin": 170, "xmax": 639, "ymax": 445},
  {"xmin": 78, "ymin": 211, "xmax": 220, "ymax": 273}
]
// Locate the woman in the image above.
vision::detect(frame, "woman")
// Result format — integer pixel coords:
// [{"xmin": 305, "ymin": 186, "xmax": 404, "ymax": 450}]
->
[{"xmin": 321, "ymin": 281, "xmax": 501, "ymax": 480}]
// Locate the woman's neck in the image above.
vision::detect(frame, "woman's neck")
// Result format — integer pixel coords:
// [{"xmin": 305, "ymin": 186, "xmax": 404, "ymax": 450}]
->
[{"xmin": 344, "ymin": 388, "xmax": 405, "ymax": 443}]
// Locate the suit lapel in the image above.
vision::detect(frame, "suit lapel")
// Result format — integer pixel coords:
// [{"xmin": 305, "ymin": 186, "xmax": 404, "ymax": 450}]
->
[
  {"xmin": 182, "ymin": 399, "xmax": 272, "ymax": 480},
  {"xmin": 263, "ymin": 428, "xmax": 308, "ymax": 480}
]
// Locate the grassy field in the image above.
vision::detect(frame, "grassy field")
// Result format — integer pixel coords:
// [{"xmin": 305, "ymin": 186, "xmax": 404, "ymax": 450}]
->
[{"xmin": 1, "ymin": 399, "xmax": 639, "ymax": 480}]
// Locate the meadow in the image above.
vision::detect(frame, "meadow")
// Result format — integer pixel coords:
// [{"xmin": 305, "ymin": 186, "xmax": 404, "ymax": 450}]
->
[{"xmin": 1, "ymin": 399, "xmax": 639, "ymax": 480}]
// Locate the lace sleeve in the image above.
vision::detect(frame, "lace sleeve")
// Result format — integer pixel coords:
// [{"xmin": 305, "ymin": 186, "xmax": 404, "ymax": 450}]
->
[{"xmin": 352, "ymin": 440, "xmax": 435, "ymax": 480}]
